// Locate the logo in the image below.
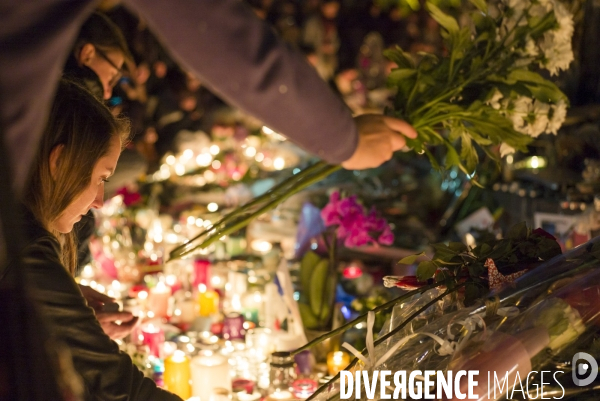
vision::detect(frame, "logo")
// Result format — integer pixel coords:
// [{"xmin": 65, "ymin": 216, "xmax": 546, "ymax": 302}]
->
[{"xmin": 572, "ymin": 352, "xmax": 598, "ymax": 386}]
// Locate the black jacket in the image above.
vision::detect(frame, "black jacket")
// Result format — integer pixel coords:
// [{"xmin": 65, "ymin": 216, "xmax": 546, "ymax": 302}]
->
[{"xmin": 4, "ymin": 211, "xmax": 182, "ymax": 401}]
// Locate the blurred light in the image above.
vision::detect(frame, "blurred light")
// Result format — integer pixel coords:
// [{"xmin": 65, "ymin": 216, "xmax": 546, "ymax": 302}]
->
[
  {"xmin": 207, "ymin": 202, "xmax": 218, "ymax": 212},
  {"xmin": 147, "ymin": 311, "xmax": 155, "ymax": 318},
  {"xmin": 175, "ymin": 163, "xmax": 186, "ymax": 176},
  {"xmin": 255, "ymin": 153, "xmax": 265, "ymax": 162},
  {"xmin": 209, "ymin": 145, "xmax": 220, "ymax": 155},
  {"xmin": 166, "ymin": 275, "xmax": 177, "ymax": 286},
  {"xmin": 293, "ymin": 291, "xmax": 300, "ymax": 301},
  {"xmin": 245, "ymin": 147, "xmax": 257, "ymax": 157},
  {"xmin": 166, "ymin": 155, "xmax": 176, "ymax": 165},
  {"xmin": 293, "ymin": 168, "xmax": 301, "ymax": 174},
  {"xmin": 343, "ymin": 265, "xmax": 363, "ymax": 279},
  {"xmin": 211, "ymin": 276, "xmax": 222, "ymax": 287},
  {"xmin": 195, "ymin": 218, "xmax": 204, "ymax": 227},
  {"xmin": 262, "ymin": 126, "xmax": 276, "ymax": 135},
  {"xmin": 263, "ymin": 158, "xmax": 273, "ymax": 168},
  {"xmin": 531, "ymin": 156, "xmax": 539, "ymax": 169},
  {"xmin": 182, "ymin": 149, "xmax": 194, "ymax": 160},
  {"xmin": 355, "ymin": 323, "xmax": 364, "ymax": 329},
  {"xmin": 196, "ymin": 153, "xmax": 212, "ymax": 167},
  {"xmin": 273, "ymin": 157, "xmax": 285, "ymax": 170},
  {"xmin": 341, "ymin": 305, "xmax": 351, "ymax": 320},
  {"xmin": 251, "ymin": 239, "xmax": 272, "ymax": 254},
  {"xmin": 506, "ymin": 155, "xmax": 514, "ymax": 165},
  {"xmin": 187, "ymin": 216, "xmax": 196, "ymax": 225},
  {"xmin": 204, "ymin": 170, "xmax": 215, "ymax": 182},
  {"xmin": 212, "ymin": 160, "xmax": 222, "ymax": 169}
]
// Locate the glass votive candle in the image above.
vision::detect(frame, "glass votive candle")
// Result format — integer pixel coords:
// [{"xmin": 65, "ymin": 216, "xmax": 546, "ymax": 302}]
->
[
  {"xmin": 245, "ymin": 328, "xmax": 274, "ymax": 362},
  {"xmin": 191, "ymin": 351, "xmax": 231, "ymax": 401},
  {"xmin": 223, "ymin": 312, "xmax": 245, "ymax": 340},
  {"xmin": 292, "ymin": 378, "xmax": 318, "ymax": 399},
  {"xmin": 140, "ymin": 323, "xmax": 165, "ymax": 358},
  {"xmin": 164, "ymin": 350, "xmax": 191, "ymax": 399},
  {"xmin": 326, "ymin": 351, "xmax": 350, "ymax": 376}
]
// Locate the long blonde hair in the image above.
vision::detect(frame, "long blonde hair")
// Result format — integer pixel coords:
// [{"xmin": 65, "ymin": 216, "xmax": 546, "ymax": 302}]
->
[{"xmin": 24, "ymin": 79, "xmax": 129, "ymax": 273}]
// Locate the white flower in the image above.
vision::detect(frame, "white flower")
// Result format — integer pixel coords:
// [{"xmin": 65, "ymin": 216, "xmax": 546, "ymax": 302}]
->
[
  {"xmin": 525, "ymin": 101, "xmax": 551, "ymax": 137},
  {"xmin": 523, "ymin": 38, "xmax": 539, "ymax": 57},
  {"xmin": 539, "ymin": 0, "xmax": 574, "ymax": 75},
  {"xmin": 485, "ymin": 89, "xmax": 504, "ymax": 110},
  {"xmin": 546, "ymin": 99, "xmax": 567, "ymax": 134},
  {"xmin": 500, "ymin": 143, "xmax": 516, "ymax": 157}
]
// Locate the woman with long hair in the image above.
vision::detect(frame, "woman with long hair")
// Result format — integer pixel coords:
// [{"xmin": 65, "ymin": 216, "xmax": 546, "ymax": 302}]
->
[{"xmin": 10, "ymin": 79, "xmax": 181, "ymax": 400}]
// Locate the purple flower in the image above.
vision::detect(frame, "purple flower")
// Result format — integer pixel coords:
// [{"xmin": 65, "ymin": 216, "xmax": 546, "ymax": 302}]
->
[
  {"xmin": 378, "ymin": 226, "xmax": 394, "ymax": 245},
  {"xmin": 319, "ymin": 191, "xmax": 394, "ymax": 248},
  {"xmin": 321, "ymin": 191, "xmax": 342, "ymax": 226}
]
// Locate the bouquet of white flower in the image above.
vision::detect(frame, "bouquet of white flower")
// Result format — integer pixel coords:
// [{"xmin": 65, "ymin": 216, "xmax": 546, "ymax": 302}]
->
[{"xmin": 386, "ymin": 0, "xmax": 573, "ymax": 176}]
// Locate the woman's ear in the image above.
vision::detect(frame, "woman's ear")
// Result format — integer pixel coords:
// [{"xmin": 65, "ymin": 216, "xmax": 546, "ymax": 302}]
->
[
  {"xmin": 49, "ymin": 144, "xmax": 65, "ymax": 180},
  {"xmin": 78, "ymin": 43, "xmax": 96, "ymax": 66}
]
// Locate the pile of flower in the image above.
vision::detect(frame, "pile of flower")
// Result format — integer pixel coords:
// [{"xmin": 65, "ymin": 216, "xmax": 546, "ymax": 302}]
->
[
  {"xmin": 386, "ymin": 0, "xmax": 573, "ymax": 178},
  {"xmin": 321, "ymin": 191, "xmax": 394, "ymax": 248}
]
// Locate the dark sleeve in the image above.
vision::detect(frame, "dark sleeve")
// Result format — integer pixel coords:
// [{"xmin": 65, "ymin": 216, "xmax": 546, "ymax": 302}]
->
[
  {"xmin": 123, "ymin": 0, "xmax": 358, "ymax": 164},
  {"xmin": 0, "ymin": 0, "xmax": 97, "ymax": 194},
  {"xmin": 21, "ymin": 236, "xmax": 182, "ymax": 401}
]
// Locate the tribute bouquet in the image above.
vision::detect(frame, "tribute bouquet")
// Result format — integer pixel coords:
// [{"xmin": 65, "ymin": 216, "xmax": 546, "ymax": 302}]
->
[{"xmin": 168, "ymin": 0, "xmax": 574, "ymax": 260}]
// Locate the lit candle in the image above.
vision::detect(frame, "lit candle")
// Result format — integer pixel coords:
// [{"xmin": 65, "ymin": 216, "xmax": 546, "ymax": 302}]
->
[
  {"xmin": 245, "ymin": 328, "xmax": 274, "ymax": 362},
  {"xmin": 164, "ymin": 350, "xmax": 191, "ymax": 399},
  {"xmin": 191, "ymin": 351, "xmax": 231, "ymax": 401},
  {"xmin": 266, "ymin": 389, "xmax": 294, "ymax": 401},
  {"xmin": 140, "ymin": 323, "xmax": 165, "ymax": 358},
  {"xmin": 326, "ymin": 351, "xmax": 350, "ymax": 376},
  {"xmin": 197, "ymin": 284, "xmax": 219, "ymax": 317},
  {"xmin": 148, "ymin": 281, "xmax": 171, "ymax": 318}
]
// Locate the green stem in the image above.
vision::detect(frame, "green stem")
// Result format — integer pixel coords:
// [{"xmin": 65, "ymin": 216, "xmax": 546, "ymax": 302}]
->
[
  {"xmin": 291, "ymin": 279, "xmax": 454, "ymax": 356},
  {"xmin": 167, "ymin": 164, "xmax": 341, "ymax": 261}
]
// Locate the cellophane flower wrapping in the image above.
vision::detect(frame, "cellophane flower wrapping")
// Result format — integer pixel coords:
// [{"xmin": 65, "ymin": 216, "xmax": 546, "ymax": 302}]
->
[{"xmin": 312, "ymin": 239, "xmax": 600, "ymax": 401}]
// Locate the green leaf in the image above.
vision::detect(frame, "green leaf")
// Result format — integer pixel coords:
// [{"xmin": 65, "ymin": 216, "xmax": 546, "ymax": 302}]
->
[
  {"xmin": 468, "ymin": 0, "xmax": 487, "ymax": 13},
  {"xmin": 460, "ymin": 134, "xmax": 478, "ymax": 174},
  {"xmin": 426, "ymin": 2, "xmax": 459, "ymax": 33},
  {"xmin": 417, "ymin": 260, "xmax": 438, "ymax": 281},
  {"xmin": 535, "ymin": 237, "xmax": 562, "ymax": 260},
  {"xmin": 507, "ymin": 221, "xmax": 528, "ymax": 241},
  {"xmin": 388, "ymin": 68, "xmax": 417, "ymax": 86},
  {"xmin": 383, "ymin": 47, "xmax": 416, "ymax": 69},
  {"xmin": 432, "ymin": 243, "xmax": 458, "ymax": 260},
  {"xmin": 398, "ymin": 251, "xmax": 426, "ymax": 265},
  {"xmin": 445, "ymin": 142, "xmax": 461, "ymax": 169}
]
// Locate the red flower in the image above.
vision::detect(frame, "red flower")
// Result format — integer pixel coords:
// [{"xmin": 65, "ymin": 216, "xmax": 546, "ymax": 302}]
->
[
  {"xmin": 532, "ymin": 228, "xmax": 557, "ymax": 241},
  {"xmin": 383, "ymin": 275, "xmax": 426, "ymax": 290}
]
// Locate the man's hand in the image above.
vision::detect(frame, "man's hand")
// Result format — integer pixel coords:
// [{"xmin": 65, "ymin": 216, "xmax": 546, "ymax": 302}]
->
[
  {"xmin": 342, "ymin": 114, "xmax": 418, "ymax": 170},
  {"xmin": 78, "ymin": 284, "xmax": 139, "ymax": 340}
]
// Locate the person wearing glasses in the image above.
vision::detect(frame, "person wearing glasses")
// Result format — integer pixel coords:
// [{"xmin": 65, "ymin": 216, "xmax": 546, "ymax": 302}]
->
[{"xmin": 64, "ymin": 12, "xmax": 129, "ymax": 100}]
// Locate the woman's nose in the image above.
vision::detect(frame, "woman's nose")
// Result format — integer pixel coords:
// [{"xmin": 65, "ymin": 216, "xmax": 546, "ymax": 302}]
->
[{"xmin": 91, "ymin": 186, "xmax": 104, "ymax": 209}]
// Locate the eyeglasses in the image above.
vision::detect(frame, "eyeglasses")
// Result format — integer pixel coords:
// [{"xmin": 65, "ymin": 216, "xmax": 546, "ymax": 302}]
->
[{"xmin": 95, "ymin": 47, "xmax": 124, "ymax": 87}]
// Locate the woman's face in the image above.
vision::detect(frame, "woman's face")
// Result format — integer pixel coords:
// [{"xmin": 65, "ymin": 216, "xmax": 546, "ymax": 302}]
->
[
  {"xmin": 84, "ymin": 46, "xmax": 125, "ymax": 100},
  {"xmin": 53, "ymin": 135, "xmax": 122, "ymax": 233}
]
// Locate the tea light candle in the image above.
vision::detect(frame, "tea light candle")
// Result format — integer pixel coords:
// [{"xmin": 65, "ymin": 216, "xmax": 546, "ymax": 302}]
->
[
  {"xmin": 148, "ymin": 281, "xmax": 171, "ymax": 318},
  {"xmin": 164, "ymin": 350, "xmax": 191, "ymax": 399},
  {"xmin": 197, "ymin": 285, "xmax": 219, "ymax": 317},
  {"xmin": 191, "ymin": 351, "xmax": 231, "ymax": 401},
  {"xmin": 326, "ymin": 351, "xmax": 350, "ymax": 376},
  {"xmin": 140, "ymin": 323, "xmax": 165, "ymax": 358},
  {"xmin": 266, "ymin": 389, "xmax": 294, "ymax": 401}
]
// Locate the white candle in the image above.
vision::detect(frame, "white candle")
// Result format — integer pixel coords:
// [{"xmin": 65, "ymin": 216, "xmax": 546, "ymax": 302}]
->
[
  {"xmin": 148, "ymin": 281, "xmax": 171, "ymax": 318},
  {"xmin": 191, "ymin": 351, "xmax": 231, "ymax": 401}
]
